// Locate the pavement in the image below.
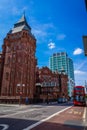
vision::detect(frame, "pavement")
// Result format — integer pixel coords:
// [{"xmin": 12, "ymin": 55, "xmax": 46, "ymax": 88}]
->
[
  {"xmin": 0, "ymin": 102, "xmax": 87, "ymax": 130},
  {"xmin": 30, "ymin": 105, "xmax": 87, "ymax": 130}
]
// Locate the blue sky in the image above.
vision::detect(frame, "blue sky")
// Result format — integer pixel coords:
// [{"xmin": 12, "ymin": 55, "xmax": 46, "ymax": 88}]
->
[{"xmin": 0, "ymin": 0, "xmax": 87, "ymax": 86}]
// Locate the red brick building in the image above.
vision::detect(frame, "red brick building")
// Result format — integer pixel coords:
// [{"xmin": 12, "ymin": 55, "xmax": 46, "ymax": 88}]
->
[
  {"xmin": 0, "ymin": 15, "xmax": 36, "ymax": 103},
  {"xmin": 36, "ymin": 67, "xmax": 68, "ymax": 102},
  {"xmin": 0, "ymin": 15, "xmax": 68, "ymax": 104},
  {"xmin": 0, "ymin": 52, "xmax": 3, "ymax": 96}
]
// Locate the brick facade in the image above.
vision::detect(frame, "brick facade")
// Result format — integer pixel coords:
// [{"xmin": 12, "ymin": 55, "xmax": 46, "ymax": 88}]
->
[
  {"xmin": 36, "ymin": 67, "xmax": 68, "ymax": 102},
  {"xmin": 0, "ymin": 15, "xmax": 36, "ymax": 103},
  {"xmin": 0, "ymin": 53, "xmax": 3, "ymax": 96},
  {"xmin": 0, "ymin": 15, "xmax": 68, "ymax": 104}
]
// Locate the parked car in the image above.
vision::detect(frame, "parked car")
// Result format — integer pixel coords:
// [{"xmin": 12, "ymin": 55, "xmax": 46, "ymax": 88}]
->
[{"xmin": 58, "ymin": 97, "xmax": 67, "ymax": 103}]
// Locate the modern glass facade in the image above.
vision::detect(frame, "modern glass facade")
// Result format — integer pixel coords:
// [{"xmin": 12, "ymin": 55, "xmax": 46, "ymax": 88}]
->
[
  {"xmin": 49, "ymin": 52, "xmax": 68, "ymax": 73},
  {"xmin": 67, "ymin": 58, "xmax": 74, "ymax": 80},
  {"xmin": 49, "ymin": 52, "xmax": 75, "ymax": 96}
]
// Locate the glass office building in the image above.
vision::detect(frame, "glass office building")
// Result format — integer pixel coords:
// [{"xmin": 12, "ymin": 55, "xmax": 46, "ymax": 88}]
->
[{"xmin": 49, "ymin": 52, "xmax": 75, "ymax": 96}]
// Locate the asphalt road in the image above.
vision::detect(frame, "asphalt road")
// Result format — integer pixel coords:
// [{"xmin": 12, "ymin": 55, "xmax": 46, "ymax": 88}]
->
[{"xmin": 0, "ymin": 102, "xmax": 86, "ymax": 130}]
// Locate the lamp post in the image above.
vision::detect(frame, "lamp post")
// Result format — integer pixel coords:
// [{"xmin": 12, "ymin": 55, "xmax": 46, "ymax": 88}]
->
[
  {"xmin": 46, "ymin": 79, "xmax": 51, "ymax": 104},
  {"xmin": 46, "ymin": 82, "xmax": 48, "ymax": 104},
  {"xmin": 17, "ymin": 83, "xmax": 22, "ymax": 105},
  {"xmin": 59, "ymin": 73, "xmax": 62, "ymax": 92},
  {"xmin": 46, "ymin": 81, "xmax": 50, "ymax": 104}
]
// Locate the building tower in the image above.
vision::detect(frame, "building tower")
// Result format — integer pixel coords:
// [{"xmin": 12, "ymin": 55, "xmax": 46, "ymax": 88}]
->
[
  {"xmin": 67, "ymin": 57, "xmax": 75, "ymax": 96},
  {"xmin": 1, "ymin": 14, "xmax": 36, "ymax": 101},
  {"xmin": 49, "ymin": 52, "xmax": 68, "ymax": 74},
  {"xmin": 49, "ymin": 52, "xmax": 75, "ymax": 97},
  {"xmin": 0, "ymin": 52, "xmax": 3, "ymax": 96}
]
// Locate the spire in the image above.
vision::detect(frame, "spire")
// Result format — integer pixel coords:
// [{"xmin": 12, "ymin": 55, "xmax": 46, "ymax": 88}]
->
[
  {"xmin": 8, "ymin": 13, "xmax": 36, "ymax": 38},
  {"xmin": 14, "ymin": 14, "xmax": 31, "ymax": 30},
  {"xmin": 17, "ymin": 14, "xmax": 26, "ymax": 24},
  {"xmin": 23, "ymin": 10, "xmax": 25, "ymax": 17}
]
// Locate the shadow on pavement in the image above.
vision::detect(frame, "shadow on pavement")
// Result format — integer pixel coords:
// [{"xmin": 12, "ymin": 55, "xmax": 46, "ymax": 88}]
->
[
  {"xmin": 0, "ymin": 117, "xmax": 85, "ymax": 130},
  {"xmin": 31, "ymin": 121, "xmax": 85, "ymax": 130},
  {"xmin": 0, "ymin": 117, "xmax": 37, "ymax": 130}
]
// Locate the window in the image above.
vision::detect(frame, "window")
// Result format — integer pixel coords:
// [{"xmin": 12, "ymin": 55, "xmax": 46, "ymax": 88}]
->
[
  {"xmin": 75, "ymin": 95, "xmax": 85, "ymax": 102},
  {"xmin": 6, "ymin": 72, "xmax": 9, "ymax": 80},
  {"xmin": 12, "ymin": 54, "xmax": 16, "ymax": 63},
  {"xmin": 18, "ymin": 58, "xmax": 21, "ymax": 63},
  {"xmin": 7, "ymin": 57, "xmax": 10, "ymax": 65},
  {"xmin": 75, "ymin": 87, "xmax": 84, "ymax": 91},
  {"xmin": 23, "ymin": 87, "xmax": 25, "ymax": 93},
  {"xmin": 6, "ymin": 46, "xmax": 10, "ymax": 52}
]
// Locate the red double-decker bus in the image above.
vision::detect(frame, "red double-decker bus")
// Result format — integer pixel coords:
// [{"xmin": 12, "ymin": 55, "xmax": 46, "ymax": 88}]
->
[{"xmin": 73, "ymin": 86, "xmax": 86, "ymax": 106}]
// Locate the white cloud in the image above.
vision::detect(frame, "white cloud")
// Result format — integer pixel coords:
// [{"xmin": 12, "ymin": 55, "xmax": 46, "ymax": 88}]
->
[
  {"xmin": 42, "ymin": 23, "xmax": 55, "ymax": 29},
  {"xmin": 74, "ymin": 70, "xmax": 87, "ymax": 86},
  {"xmin": 74, "ymin": 59, "xmax": 87, "ymax": 86},
  {"xmin": 74, "ymin": 60, "xmax": 87, "ymax": 70},
  {"xmin": 74, "ymin": 70, "xmax": 86, "ymax": 75},
  {"xmin": 32, "ymin": 22, "xmax": 55, "ymax": 43},
  {"xmin": 48, "ymin": 42, "xmax": 55, "ymax": 49},
  {"xmin": 32, "ymin": 28, "xmax": 48, "ymax": 43},
  {"xmin": 32, "ymin": 29, "xmax": 47, "ymax": 37},
  {"xmin": 73, "ymin": 48, "xmax": 83, "ymax": 55},
  {"xmin": 57, "ymin": 34, "xmax": 66, "ymax": 40}
]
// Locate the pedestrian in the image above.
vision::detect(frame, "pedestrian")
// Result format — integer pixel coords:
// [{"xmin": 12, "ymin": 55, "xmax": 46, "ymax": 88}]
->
[{"xmin": 25, "ymin": 97, "xmax": 29, "ymax": 105}]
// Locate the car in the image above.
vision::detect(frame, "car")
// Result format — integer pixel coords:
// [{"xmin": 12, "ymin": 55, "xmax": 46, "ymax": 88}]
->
[{"xmin": 58, "ymin": 97, "xmax": 67, "ymax": 103}]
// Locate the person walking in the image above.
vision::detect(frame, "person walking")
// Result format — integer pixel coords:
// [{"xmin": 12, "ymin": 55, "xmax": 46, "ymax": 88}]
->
[{"xmin": 25, "ymin": 97, "xmax": 29, "ymax": 105}]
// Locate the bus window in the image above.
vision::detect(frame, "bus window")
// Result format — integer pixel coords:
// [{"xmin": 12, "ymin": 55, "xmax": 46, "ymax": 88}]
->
[{"xmin": 75, "ymin": 95, "xmax": 85, "ymax": 102}]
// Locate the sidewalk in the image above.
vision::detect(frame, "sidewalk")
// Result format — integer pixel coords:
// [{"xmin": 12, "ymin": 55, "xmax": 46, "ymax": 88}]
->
[
  {"xmin": 0, "ymin": 103, "xmax": 29, "ymax": 108},
  {"xmin": 30, "ymin": 106, "xmax": 86, "ymax": 130},
  {"xmin": 83, "ymin": 107, "xmax": 87, "ymax": 129}
]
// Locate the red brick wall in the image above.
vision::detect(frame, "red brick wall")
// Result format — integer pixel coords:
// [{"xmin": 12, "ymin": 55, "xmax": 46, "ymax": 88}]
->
[
  {"xmin": 0, "ymin": 53, "xmax": 3, "ymax": 95},
  {"xmin": 36, "ymin": 67, "xmax": 68, "ymax": 100},
  {"xmin": 1, "ymin": 30, "xmax": 36, "ymax": 100}
]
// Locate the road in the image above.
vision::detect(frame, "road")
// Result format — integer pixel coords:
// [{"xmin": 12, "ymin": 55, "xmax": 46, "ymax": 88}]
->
[{"xmin": 0, "ymin": 102, "xmax": 86, "ymax": 130}]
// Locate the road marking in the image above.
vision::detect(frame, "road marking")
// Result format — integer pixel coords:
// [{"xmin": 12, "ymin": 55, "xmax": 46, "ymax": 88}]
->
[
  {"xmin": 0, "ymin": 108, "xmax": 38, "ymax": 117},
  {"xmin": 74, "ymin": 111, "xmax": 79, "ymax": 114},
  {"xmin": 83, "ymin": 107, "xmax": 86, "ymax": 120},
  {"xmin": 68, "ymin": 109, "xmax": 74, "ymax": 114},
  {"xmin": 83, "ymin": 107, "xmax": 87, "ymax": 129},
  {"xmin": 0, "ymin": 105, "xmax": 26, "ymax": 113},
  {"xmin": 0, "ymin": 124, "xmax": 9, "ymax": 130},
  {"xmin": 0, "ymin": 105, "xmax": 57, "ymax": 118},
  {"xmin": 79, "ymin": 112, "xmax": 81, "ymax": 115},
  {"xmin": 23, "ymin": 106, "xmax": 72, "ymax": 130}
]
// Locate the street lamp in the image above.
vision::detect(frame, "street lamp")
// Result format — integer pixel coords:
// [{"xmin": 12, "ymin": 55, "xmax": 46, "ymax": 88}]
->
[
  {"xmin": 59, "ymin": 73, "xmax": 62, "ymax": 92},
  {"xmin": 46, "ymin": 81, "xmax": 50, "ymax": 104},
  {"xmin": 17, "ymin": 83, "xmax": 22, "ymax": 105}
]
